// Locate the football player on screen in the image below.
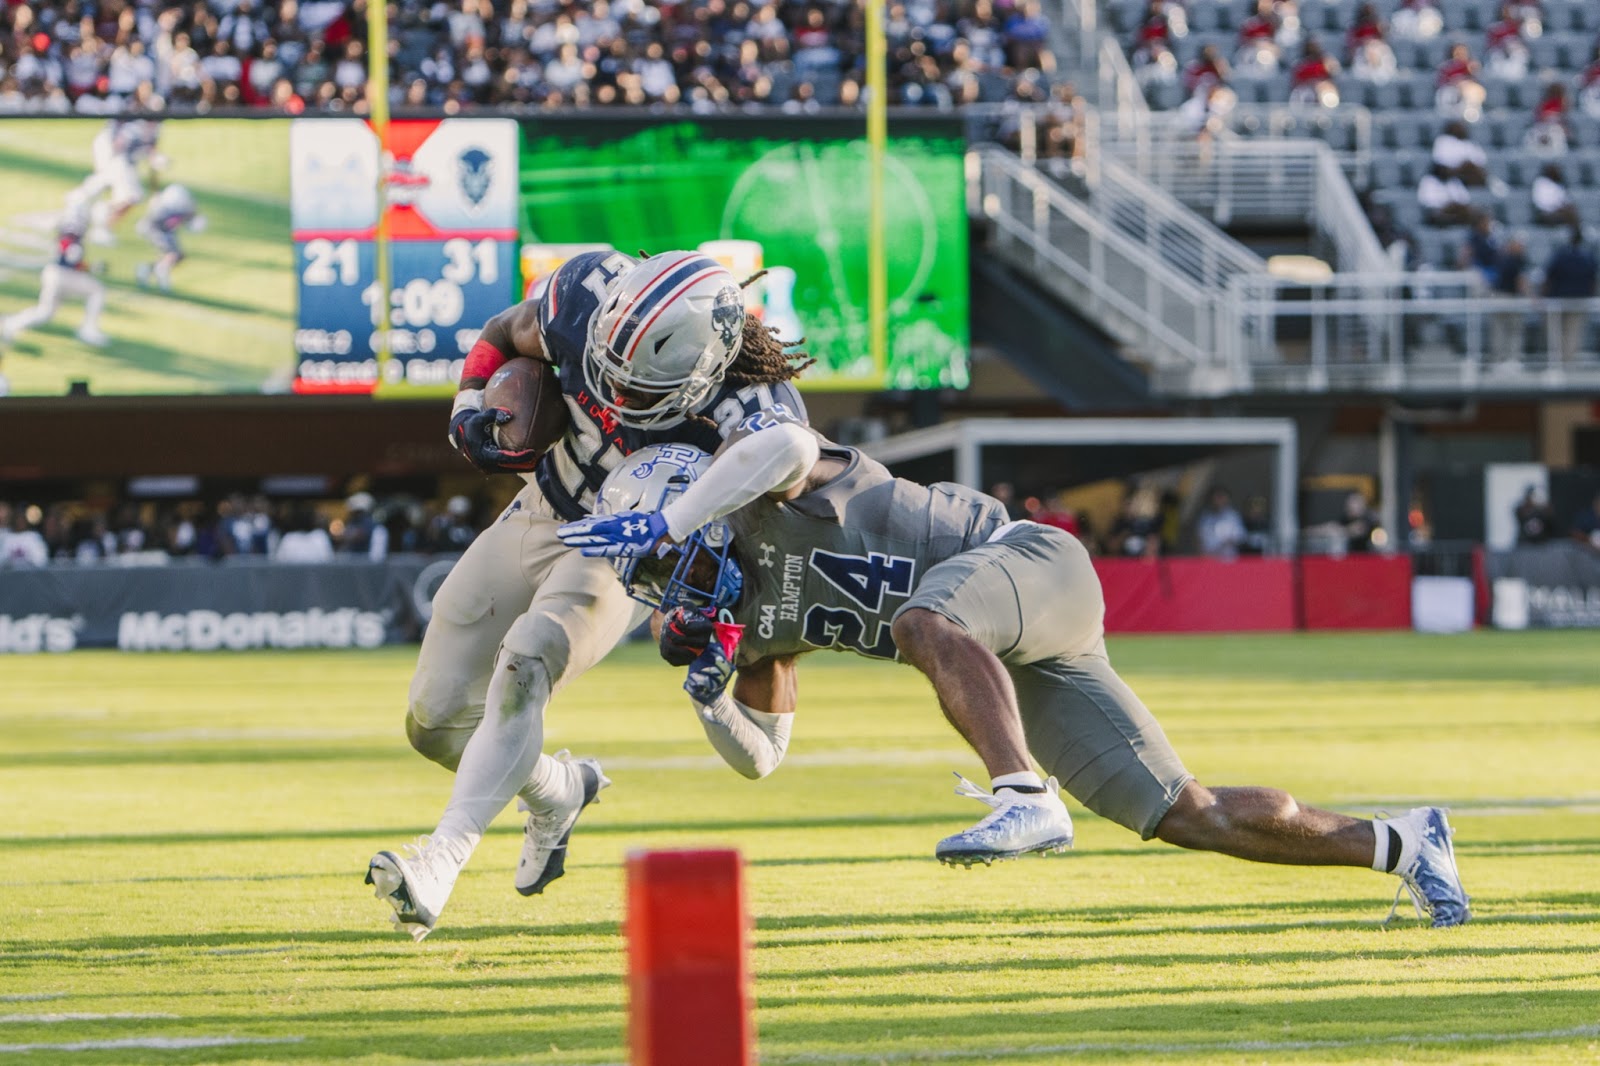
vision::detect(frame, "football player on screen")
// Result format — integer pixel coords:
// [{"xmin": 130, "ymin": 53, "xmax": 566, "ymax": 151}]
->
[
  {"xmin": 560, "ymin": 436, "xmax": 1471, "ymax": 929},
  {"xmin": 134, "ymin": 183, "xmax": 206, "ymax": 293},
  {"xmin": 66, "ymin": 118, "xmax": 164, "ymax": 246},
  {"xmin": 367, "ymin": 250, "xmax": 814, "ymax": 940},
  {"xmin": 1, "ymin": 207, "xmax": 110, "ymax": 360}
]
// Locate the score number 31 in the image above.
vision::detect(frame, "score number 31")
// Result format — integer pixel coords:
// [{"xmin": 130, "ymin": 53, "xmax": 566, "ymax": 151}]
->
[{"xmin": 302, "ymin": 237, "xmax": 500, "ymax": 328}]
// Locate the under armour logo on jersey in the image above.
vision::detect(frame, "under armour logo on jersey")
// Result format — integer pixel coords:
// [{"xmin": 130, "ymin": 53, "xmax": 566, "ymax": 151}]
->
[{"xmin": 758, "ymin": 543, "xmax": 776, "ymax": 568}]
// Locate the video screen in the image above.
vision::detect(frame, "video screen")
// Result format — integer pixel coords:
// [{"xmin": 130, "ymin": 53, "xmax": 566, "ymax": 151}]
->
[
  {"xmin": 517, "ymin": 117, "xmax": 970, "ymax": 391},
  {"xmin": 0, "ymin": 118, "xmax": 293, "ymax": 396}
]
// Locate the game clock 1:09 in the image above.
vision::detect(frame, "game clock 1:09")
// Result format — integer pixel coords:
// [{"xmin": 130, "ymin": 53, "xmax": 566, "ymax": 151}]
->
[{"xmin": 293, "ymin": 236, "xmax": 515, "ymax": 391}]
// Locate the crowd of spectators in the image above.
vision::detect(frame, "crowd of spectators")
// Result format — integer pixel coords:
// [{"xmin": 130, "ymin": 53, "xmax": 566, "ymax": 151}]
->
[
  {"xmin": 988, "ymin": 480, "xmax": 1277, "ymax": 558},
  {"xmin": 0, "ymin": 0, "xmax": 1057, "ymax": 115},
  {"xmin": 0, "ymin": 492, "xmax": 487, "ymax": 568},
  {"xmin": 1515, "ymin": 485, "xmax": 1600, "ymax": 547},
  {"xmin": 1134, "ymin": 0, "xmax": 1600, "ymax": 139}
]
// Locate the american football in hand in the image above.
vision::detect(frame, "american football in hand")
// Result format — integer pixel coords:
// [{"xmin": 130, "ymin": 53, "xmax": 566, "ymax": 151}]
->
[{"xmin": 484, "ymin": 359, "xmax": 569, "ymax": 456}]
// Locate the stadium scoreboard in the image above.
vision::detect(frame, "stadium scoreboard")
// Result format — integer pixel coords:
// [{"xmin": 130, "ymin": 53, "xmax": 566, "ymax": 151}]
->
[{"xmin": 289, "ymin": 118, "xmax": 519, "ymax": 396}]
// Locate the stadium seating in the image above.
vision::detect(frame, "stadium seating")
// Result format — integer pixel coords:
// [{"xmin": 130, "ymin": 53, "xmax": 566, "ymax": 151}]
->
[
  {"xmin": 1108, "ymin": 0, "xmax": 1600, "ymax": 267},
  {"xmin": 0, "ymin": 0, "xmax": 1057, "ymax": 115}
]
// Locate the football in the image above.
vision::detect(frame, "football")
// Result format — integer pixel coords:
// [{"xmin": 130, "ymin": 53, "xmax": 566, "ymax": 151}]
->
[{"xmin": 484, "ymin": 359, "xmax": 569, "ymax": 456}]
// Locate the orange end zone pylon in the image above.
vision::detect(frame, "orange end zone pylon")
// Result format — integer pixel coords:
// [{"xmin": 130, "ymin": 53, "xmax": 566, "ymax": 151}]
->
[{"xmin": 626, "ymin": 849, "xmax": 753, "ymax": 1066}]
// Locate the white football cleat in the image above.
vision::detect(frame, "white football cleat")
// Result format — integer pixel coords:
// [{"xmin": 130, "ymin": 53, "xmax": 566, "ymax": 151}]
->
[
  {"xmin": 365, "ymin": 835, "xmax": 469, "ymax": 941},
  {"xmin": 76, "ymin": 325, "xmax": 109, "ymax": 348},
  {"xmin": 515, "ymin": 751, "xmax": 610, "ymax": 897},
  {"xmin": 936, "ymin": 774, "xmax": 1075, "ymax": 867},
  {"xmin": 1382, "ymin": 806, "xmax": 1471, "ymax": 928}
]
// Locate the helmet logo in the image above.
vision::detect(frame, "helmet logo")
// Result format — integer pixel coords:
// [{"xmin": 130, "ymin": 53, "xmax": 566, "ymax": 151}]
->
[{"xmin": 711, "ymin": 284, "xmax": 743, "ymax": 352}]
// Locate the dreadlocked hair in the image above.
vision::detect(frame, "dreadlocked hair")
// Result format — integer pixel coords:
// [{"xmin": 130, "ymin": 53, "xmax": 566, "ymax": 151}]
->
[
  {"xmin": 726, "ymin": 270, "xmax": 814, "ymax": 385},
  {"xmin": 681, "ymin": 274, "xmax": 814, "ymax": 430}
]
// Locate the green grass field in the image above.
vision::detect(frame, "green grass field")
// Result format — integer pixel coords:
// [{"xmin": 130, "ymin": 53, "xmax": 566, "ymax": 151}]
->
[
  {"xmin": 3, "ymin": 632, "xmax": 1598, "ymax": 1064},
  {"xmin": 0, "ymin": 119, "xmax": 293, "ymax": 395}
]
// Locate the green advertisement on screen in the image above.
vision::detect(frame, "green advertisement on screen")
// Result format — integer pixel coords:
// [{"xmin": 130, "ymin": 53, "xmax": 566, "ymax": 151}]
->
[{"xmin": 517, "ymin": 118, "xmax": 969, "ymax": 391}]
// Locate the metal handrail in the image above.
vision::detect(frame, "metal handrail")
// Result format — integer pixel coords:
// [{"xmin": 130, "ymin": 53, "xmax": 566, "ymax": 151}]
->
[{"xmin": 972, "ymin": 144, "xmax": 1235, "ymax": 380}]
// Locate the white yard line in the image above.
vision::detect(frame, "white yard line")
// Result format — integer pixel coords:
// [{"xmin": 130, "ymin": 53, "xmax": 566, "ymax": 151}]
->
[
  {"xmin": 0, "ymin": 1035, "xmax": 303, "ymax": 1054},
  {"xmin": 0, "ymin": 1014, "xmax": 176, "ymax": 1024},
  {"xmin": 765, "ymin": 1023, "xmax": 1600, "ymax": 1064}
]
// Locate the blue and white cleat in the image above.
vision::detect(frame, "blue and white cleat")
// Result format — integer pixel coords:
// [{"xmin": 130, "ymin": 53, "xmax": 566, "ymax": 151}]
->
[
  {"xmin": 515, "ymin": 751, "xmax": 610, "ymax": 897},
  {"xmin": 935, "ymin": 774, "xmax": 1074, "ymax": 867},
  {"xmin": 1384, "ymin": 806, "xmax": 1471, "ymax": 928},
  {"xmin": 366, "ymin": 835, "xmax": 469, "ymax": 942}
]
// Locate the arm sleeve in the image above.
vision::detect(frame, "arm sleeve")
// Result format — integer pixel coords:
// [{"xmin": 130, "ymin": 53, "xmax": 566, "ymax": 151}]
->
[
  {"xmin": 691, "ymin": 691, "xmax": 793, "ymax": 780},
  {"xmin": 658, "ymin": 421, "xmax": 820, "ymax": 541}
]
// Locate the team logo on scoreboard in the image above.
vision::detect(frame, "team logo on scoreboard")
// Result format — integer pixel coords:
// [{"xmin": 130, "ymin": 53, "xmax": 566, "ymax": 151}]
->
[
  {"xmin": 385, "ymin": 156, "xmax": 431, "ymax": 207},
  {"xmin": 458, "ymin": 147, "xmax": 493, "ymax": 213}
]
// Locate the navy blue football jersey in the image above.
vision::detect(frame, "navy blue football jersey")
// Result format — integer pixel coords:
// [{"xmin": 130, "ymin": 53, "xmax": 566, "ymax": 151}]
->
[{"xmin": 530, "ymin": 251, "xmax": 808, "ymax": 521}]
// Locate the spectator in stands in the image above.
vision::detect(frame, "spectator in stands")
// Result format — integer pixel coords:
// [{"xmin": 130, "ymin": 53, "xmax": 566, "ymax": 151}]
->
[
  {"xmin": 1533, "ymin": 163, "xmax": 1580, "ymax": 227},
  {"xmin": 1289, "ymin": 38, "xmax": 1339, "ymax": 106},
  {"xmin": 1526, "ymin": 83, "xmax": 1570, "ymax": 157},
  {"xmin": 1580, "ymin": 43, "xmax": 1600, "ymax": 119},
  {"xmin": 1341, "ymin": 492, "xmax": 1383, "ymax": 554},
  {"xmin": 1418, "ymin": 162, "xmax": 1474, "ymax": 226},
  {"xmin": 428, "ymin": 496, "xmax": 477, "ymax": 553},
  {"xmin": 1484, "ymin": 3, "xmax": 1532, "ymax": 80},
  {"xmin": 273, "ymin": 506, "xmax": 335, "ymax": 563},
  {"xmin": 1241, "ymin": 495, "xmax": 1273, "ymax": 555},
  {"xmin": 1039, "ymin": 82, "xmax": 1085, "ymax": 166},
  {"xmin": 1541, "ymin": 226, "xmax": 1598, "ymax": 364},
  {"xmin": 1350, "ymin": 36, "xmax": 1398, "ymax": 86},
  {"xmin": 1489, "ymin": 233, "xmax": 1530, "ymax": 363},
  {"xmin": 1344, "ymin": 4, "xmax": 1385, "ymax": 62},
  {"xmin": 1, "ymin": 505, "xmax": 49, "ymax": 568},
  {"xmin": 1183, "ymin": 44, "xmax": 1231, "ymax": 97},
  {"xmin": 1235, "ymin": 0, "xmax": 1283, "ymax": 76},
  {"xmin": 338, "ymin": 492, "xmax": 388, "ymax": 561},
  {"xmin": 1024, "ymin": 494, "xmax": 1079, "ymax": 534},
  {"xmin": 987, "ymin": 482, "xmax": 1023, "ymax": 521},
  {"xmin": 1514, "ymin": 486, "xmax": 1558, "ymax": 544},
  {"xmin": 1132, "ymin": 0, "xmax": 1181, "ymax": 56},
  {"xmin": 1435, "ymin": 42, "xmax": 1486, "ymax": 119},
  {"xmin": 1391, "ymin": 0, "xmax": 1443, "ymax": 42},
  {"xmin": 1133, "ymin": 38, "xmax": 1180, "ymax": 92},
  {"xmin": 1459, "ymin": 212, "xmax": 1501, "ymax": 286},
  {"xmin": 1432, "ymin": 120, "xmax": 1489, "ymax": 187},
  {"xmin": 1572, "ymin": 491, "xmax": 1600, "ymax": 550},
  {"xmin": 1180, "ymin": 78, "xmax": 1237, "ymax": 143},
  {"xmin": 1107, "ymin": 488, "xmax": 1163, "ymax": 558},
  {"xmin": 1197, "ymin": 487, "xmax": 1247, "ymax": 559}
]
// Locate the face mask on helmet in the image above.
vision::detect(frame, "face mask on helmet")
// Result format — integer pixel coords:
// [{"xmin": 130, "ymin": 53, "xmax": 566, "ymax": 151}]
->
[
  {"xmin": 596, "ymin": 443, "xmax": 744, "ymax": 613},
  {"xmin": 623, "ymin": 522, "xmax": 744, "ymax": 615},
  {"xmin": 583, "ymin": 251, "xmax": 746, "ymax": 430}
]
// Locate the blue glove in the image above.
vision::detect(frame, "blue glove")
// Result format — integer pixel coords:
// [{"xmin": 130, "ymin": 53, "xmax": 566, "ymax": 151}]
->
[
  {"xmin": 449, "ymin": 406, "xmax": 540, "ymax": 474},
  {"xmin": 556, "ymin": 509, "xmax": 670, "ymax": 558},
  {"xmin": 683, "ymin": 637, "xmax": 736, "ymax": 704}
]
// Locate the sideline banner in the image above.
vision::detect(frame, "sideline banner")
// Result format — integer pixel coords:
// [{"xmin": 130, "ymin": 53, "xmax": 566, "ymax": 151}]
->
[
  {"xmin": 1487, "ymin": 543, "xmax": 1600, "ymax": 629},
  {"xmin": 1094, "ymin": 557, "xmax": 1297, "ymax": 633},
  {"xmin": 0, "ymin": 557, "xmax": 458, "ymax": 653}
]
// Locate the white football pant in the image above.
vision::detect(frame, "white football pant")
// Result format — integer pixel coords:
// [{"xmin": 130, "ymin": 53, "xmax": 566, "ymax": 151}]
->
[
  {"xmin": 407, "ymin": 478, "xmax": 649, "ymax": 859},
  {"xmin": 4, "ymin": 265, "xmax": 105, "ymax": 337}
]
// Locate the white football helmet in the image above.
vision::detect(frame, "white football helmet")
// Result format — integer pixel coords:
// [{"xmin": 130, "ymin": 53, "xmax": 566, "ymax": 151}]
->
[
  {"xmin": 596, "ymin": 443, "xmax": 743, "ymax": 612},
  {"xmin": 583, "ymin": 251, "xmax": 746, "ymax": 430},
  {"xmin": 155, "ymin": 183, "xmax": 195, "ymax": 216}
]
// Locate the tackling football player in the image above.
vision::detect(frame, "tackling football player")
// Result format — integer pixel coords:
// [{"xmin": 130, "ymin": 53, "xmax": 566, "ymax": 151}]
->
[
  {"xmin": 366, "ymin": 251, "xmax": 813, "ymax": 940},
  {"xmin": 558, "ymin": 424, "xmax": 1471, "ymax": 928}
]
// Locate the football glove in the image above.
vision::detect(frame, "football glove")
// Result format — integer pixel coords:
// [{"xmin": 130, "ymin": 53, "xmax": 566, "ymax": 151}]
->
[
  {"xmin": 660, "ymin": 607, "xmax": 716, "ymax": 667},
  {"xmin": 556, "ymin": 509, "xmax": 670, "ymax": 559},
  {"xmin": 448, "ymin": 403, "xmax": 540, "ymax": 474},
  {"xmin": 684, "ymin": 638, "xmax": 736, "ymax": 705}
]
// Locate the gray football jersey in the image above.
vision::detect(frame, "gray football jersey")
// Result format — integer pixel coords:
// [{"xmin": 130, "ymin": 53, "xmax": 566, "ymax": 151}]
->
[{"xmin": 726, "ymin": 445, "xmax": 1008, "ymax": 664}]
